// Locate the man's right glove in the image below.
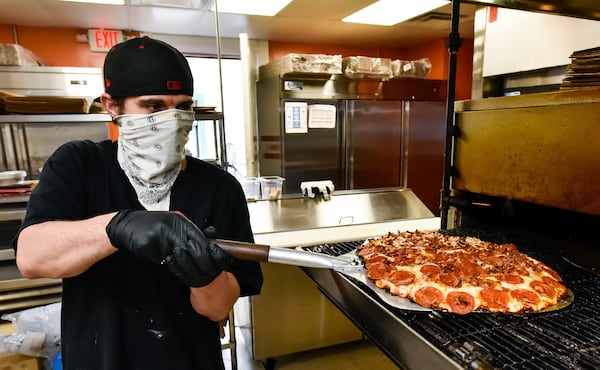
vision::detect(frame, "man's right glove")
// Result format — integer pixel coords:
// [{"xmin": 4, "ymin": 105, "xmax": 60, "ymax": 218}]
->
[{"xmin": 106, "ymin": 210, "xmax": 202, "ymax": 265}]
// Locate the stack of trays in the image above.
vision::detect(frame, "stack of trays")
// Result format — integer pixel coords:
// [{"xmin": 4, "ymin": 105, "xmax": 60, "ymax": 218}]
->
[
  {"xmin": 0, "ymin": 94, "xmax": 88, "ymax": 114},
  {"xmin": 560, "ymin": 46, "xmax": 600, "ymax": 89}
]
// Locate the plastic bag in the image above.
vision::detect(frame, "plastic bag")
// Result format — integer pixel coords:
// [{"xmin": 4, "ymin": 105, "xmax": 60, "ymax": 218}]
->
[
  {"xmin": 0, "ymin": 44, "xmax": 50, "ymax": 66},
  {"xmin": 0, "ymin": 302, "xmax": 61, "ymax": 360},
  {"xmin": 343, "ymin": 56, "xmax": 392, "ymax": 80},
  {"xmin": 391, "ymin": 58, "xmax": 432, "ymax": 78}
]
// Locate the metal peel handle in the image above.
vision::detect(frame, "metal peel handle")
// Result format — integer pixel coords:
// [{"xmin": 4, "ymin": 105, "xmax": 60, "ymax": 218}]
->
[
  {"xmin": 213, "ymin": 238, "xmax": 360, "ymax": 270},
  {"xmin": 213, "ymin": 239, "xmax": 270, "ymax": 262}
]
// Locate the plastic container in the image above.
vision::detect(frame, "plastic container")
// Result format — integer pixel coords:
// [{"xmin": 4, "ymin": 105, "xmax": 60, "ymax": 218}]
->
[
  {"xmin": 239, "ymin": 177, "xmax": 260, "ymax": 200},
  {"xmin": 0, "ymin": 170, "xmax": 26, "ymax": 186},
  {"xmin": 259, "ymin": 176, "xmax": 284, "ymax": 200}
]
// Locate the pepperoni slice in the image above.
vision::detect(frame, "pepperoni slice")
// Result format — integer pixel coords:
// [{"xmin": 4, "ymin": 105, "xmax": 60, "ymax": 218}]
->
[
  {"xmin": 541, "ymin": 276, "xmax": 567, "ymax": 296},
  {"xmin": 388, "ymin": 270, "xmax": 415, "ymax": 285},
  {"xmin": 414, "ymin": 287, "xmax": 444, "ymax": 308},
  {"xmin": 440, "ymin": 273, "xmax": 462, "ymax": 288},
  {"xmin": 358, "ymin": 246, "xmax": 377, "ymax": 257},
  {"xmin": 479, "ymin": 289, "xmax": 510, "ymax": 311},
  {"xmin": 506, "ymin": 266, "xmax": 529, "ymax": 276},
  {"xmin": 477, "ymin": 278, "xmax": 499, "ymax": 289},
  {"xmin": 511, "ymin": 289, "xmax": 540, "ymax": 306},
  {"xmin": 487, "ymin": 256, "xmax": 505, "ymax": 268},
  {"xmin": 446, "ymin": 291, "xmax": 476, "ymax": 314},
  {"xmin": 541, "ymin": 265, "xmax": 562, "ymax": 281},
  {"xmin": 500, "ymin": 274, "xmax": 524, "ymax": 284},
  {"xmin": 366, "ymin": 262, "xmax": 391, "ymax": 280},
  {"xmin": 364, "ymin": 254, "xmax": 387, "ymax": 264},
  {"xmin": 420, "ymin": 264, "xmax": 441, "ymax": 277},
  {"xmin": 461, "ymin": 262, "xmax": 485, "ymax": 277},
  {"xmin": 530, "ymin": 281, "xmax": 556, "ymax": 299}
]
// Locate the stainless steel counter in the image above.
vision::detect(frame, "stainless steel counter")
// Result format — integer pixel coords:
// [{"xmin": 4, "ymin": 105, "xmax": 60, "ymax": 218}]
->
[
  {"xmin": 247, "ymin": 188, "xmax": 440, "ymax": 361},
  {"xmin": 248, "ymin": 187, "xmax": 434, "ymax": 234}
]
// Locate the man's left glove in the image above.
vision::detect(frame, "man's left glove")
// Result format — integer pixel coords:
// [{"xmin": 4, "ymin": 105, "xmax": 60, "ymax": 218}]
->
[{"xmin": 164, "ymin": 237, "xmax": 233, "ymax": 287}]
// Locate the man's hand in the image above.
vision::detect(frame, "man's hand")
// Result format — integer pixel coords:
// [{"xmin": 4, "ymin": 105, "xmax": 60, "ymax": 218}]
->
[
  {"xmin": 106, "ymin": 210, "xmax": 200, "ymax": 264},
  {"xmin": 106, "ymin": 210, "xmax": 232, "ymax": 287},
  {"xmin": 164, "ymin": 236, "xmax": 233, "ymax": 287}
]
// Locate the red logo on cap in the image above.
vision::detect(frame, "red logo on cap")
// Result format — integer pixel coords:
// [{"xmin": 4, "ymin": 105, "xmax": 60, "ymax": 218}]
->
[{"xmin": 166, "ymin": 80, "xmax": 182, "ymax": 91}]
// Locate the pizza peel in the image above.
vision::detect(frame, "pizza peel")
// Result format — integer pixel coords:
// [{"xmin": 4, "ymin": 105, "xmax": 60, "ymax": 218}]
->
[
  {"xmin": 212, "ymin": 239, "xmax": 573, "ymax": 313},
  {"xmin": 213, "ymin": 238, "xmax": 430, "ymax": 311}
]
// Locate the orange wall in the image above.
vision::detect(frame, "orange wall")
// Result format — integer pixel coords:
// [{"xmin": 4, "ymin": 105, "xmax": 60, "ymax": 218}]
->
[
  {"xmin": 1, "ymin": 24, "xmax": 473, "ymax": 100},
  {"xmin": 0, "ymin": 25, "xmax": 139, "ymax": 67},
  {"xmin": 268, "ymin": 38, "xmax": 474, "ymax": 100}
]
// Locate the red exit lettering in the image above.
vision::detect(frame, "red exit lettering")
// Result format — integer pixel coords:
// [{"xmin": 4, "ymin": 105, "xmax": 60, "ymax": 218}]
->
[
  {"xmin": 94, "ymin": 30, "xmax": 119, "ymax": 49},
  {"xmin": 88, "ymin": 29, "xmax": 123, "ymax": 52}
]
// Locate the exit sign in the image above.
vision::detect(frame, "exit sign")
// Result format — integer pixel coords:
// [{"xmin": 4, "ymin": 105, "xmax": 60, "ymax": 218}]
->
[{"xmin": 88, "ymin": 29, "xmax": 124, "ymax": 52}]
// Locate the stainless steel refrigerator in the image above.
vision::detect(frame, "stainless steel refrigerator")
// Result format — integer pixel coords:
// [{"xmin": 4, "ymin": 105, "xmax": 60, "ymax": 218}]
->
[{"xmin": 256, "ymin": 74, "xmax": 447, "ymax": 213}]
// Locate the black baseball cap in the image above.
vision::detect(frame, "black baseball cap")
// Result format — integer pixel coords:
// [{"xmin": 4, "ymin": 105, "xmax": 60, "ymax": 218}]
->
[{"xmin": 103, "ymin": 37, "xmax": 193, "ymax": 97}]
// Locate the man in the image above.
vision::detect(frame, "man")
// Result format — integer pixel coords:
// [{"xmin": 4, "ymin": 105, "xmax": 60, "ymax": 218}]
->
[{"xmin": 14, "ymin": 37, "xmax": 262, "ymax": 370}]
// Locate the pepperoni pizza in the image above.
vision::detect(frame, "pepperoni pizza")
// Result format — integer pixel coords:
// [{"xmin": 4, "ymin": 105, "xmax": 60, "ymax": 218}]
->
[{"xmin": 357, "ymin": 230, "xmax": 568, "ymax": 314}]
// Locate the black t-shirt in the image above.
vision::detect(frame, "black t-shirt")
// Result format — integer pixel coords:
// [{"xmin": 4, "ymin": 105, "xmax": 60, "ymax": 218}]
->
[{"xmin": 16, "ymin": 140, "xmax": 263, "ymax": 370}]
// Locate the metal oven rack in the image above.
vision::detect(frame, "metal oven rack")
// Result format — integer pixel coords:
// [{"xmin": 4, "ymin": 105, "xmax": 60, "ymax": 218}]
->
[{"xmin": 301, "ymin": 229, "xmax": 600, "ymax": 370}]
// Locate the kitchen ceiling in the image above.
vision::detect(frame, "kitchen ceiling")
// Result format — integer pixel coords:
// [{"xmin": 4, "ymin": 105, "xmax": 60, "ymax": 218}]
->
[{"xmin": 0, "ymin": 0, "xmax": 478, "ymax": 48}]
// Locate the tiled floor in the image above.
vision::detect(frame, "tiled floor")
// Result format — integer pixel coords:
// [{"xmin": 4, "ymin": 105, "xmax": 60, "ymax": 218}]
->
[
  {"xmin": 223, "ymin": 334, "xmax": 398, "ymax": 370},
  {"xmin": 221, "ymin": 299, "xmax": 398, "ymax": 370},
  {"xmin": 223, "ymin": 329, "xmax": 398, "ymax": 370}
]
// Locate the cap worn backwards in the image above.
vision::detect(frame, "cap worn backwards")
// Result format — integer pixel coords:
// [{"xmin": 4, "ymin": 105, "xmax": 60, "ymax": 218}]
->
[{"xmin": 103, "ymin": 37, "xmax": 194, "ymax": 97}]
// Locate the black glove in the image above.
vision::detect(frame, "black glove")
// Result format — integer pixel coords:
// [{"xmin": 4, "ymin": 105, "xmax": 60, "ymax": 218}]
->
[
  {"xmin": 164, "ymin": 235, "xmax": 233, "ymax": 287},
  {"xmin": 106, "ymin": 210, "xmax": 203, "ymax": 265}
]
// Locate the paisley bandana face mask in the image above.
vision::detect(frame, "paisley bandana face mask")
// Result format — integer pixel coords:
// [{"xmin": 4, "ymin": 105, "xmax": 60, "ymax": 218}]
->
[{"xmin": 116, "ymin": 109, "xmax": 194, "ymax": 207}]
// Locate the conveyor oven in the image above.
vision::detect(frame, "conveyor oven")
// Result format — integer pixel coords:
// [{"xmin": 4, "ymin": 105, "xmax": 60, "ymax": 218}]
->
[{"xmin": 296, "ymin": 87, "xmax": 600, "ymax": 370}]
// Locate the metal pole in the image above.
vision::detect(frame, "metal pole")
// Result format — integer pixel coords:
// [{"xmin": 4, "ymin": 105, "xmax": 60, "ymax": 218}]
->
[
  {"xmin": 213, "ymin": 0, "xmax": 228, "ymax": 170},
  {"xmin": 440, "ymin": 0, "xmax": 463, "ymax": 230}
]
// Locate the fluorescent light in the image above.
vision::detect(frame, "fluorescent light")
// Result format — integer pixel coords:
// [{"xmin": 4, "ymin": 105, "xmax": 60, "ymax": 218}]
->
[
  {"xmin": 129, "ymin": 0, "xmax": 202, "ymax": 8},
  {"xmin": 343, "ymin": 0, "xmax": 450, "ymax": 26},
  {"xmin": 211, "ymin": 0, "xmax": 293, "ymax": 16},
  {"xmin": 59, "ymin": 0, "xmax": 125, "ymax": 4}
]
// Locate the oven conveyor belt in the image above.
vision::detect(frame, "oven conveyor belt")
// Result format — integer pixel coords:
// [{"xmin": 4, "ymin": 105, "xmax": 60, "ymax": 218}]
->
[{"xmin": 301, "ymin": 229, "xmax": 600, "ymax": 370}]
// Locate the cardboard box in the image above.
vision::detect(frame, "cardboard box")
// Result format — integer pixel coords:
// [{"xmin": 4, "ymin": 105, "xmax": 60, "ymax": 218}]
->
[{"xmin": 0, "ymin": 354, "xmax": 41, "ymax": 370}]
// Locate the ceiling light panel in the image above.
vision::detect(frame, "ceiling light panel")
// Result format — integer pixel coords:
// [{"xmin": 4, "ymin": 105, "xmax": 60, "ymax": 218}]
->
[
  {"xmin": 211, "ymin": 0, "xmax": 293, "ymax": 16},
  {"xmin": 342, "ymin": 0, "xmax": 450, "ymax": 26},
  {"xmin": 129, "ymin": 0, "xmax": 204, "ymax": 8},
  {"xmin": 59, "ymin": 0, "xmax": 124, "ymax": 4}
]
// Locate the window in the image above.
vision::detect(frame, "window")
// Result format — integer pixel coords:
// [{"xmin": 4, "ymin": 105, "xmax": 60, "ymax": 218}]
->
[{"xmin": 185, "ymin": 57, "xmax": 247, "ymax": 177}]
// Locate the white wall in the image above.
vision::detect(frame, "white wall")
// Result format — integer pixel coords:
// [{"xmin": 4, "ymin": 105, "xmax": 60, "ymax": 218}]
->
[
  {"xmin": 141, "ymin": 33, "xmax": 241, "ymax": 57},
  {"xmin": 483, "ymin": 8, "xmax": 600, "ymax": 77}
]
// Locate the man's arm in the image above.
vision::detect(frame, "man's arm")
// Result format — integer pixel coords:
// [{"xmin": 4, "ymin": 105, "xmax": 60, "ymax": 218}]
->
[
  {"xmin": 18, "ymin": 209, "xmax": 242, "ymax": 320},
  {"xmin": 189, "ymin": 271, "xmax": 241, "ymax": 321},
  {"xmin": 16, "ymin": 213, "xmax": 118, "ymax": 279}
]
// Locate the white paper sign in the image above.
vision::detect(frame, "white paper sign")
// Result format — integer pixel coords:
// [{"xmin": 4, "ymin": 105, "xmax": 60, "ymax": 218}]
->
[
  {"xmin": 284, "ymin": 102, "xmax": 308, "ymax": 133},
  {"xmin": 308, "ymin": 104, "xmax": 337, "ymax": 129}
]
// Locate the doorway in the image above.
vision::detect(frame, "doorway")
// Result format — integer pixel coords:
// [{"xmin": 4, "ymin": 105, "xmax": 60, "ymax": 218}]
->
[{"xmin": 185, "ymin": 57, "xmax": 247, "ymax": 177}]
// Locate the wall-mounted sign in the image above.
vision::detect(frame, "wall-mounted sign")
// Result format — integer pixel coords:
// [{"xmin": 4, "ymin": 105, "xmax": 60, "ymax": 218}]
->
[
  {"xmin": 284, "ymin": 102, "xmax": 307, "ymax": 134},
  {"xmin": 88, "ymin": 29, "xmax": 124, "ymax": 52}
]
